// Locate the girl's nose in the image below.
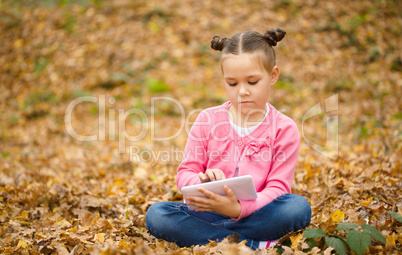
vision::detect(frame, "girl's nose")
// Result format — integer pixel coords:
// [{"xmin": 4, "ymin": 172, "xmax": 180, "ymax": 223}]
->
[{"xmin": 238, "ymin": 84, "xmax": 249, "ymax": 97}]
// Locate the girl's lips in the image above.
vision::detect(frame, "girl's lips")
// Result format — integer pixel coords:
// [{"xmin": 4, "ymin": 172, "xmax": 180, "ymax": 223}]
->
[{"xmin": 240, "ymin": 101, "xmax": 252, "ymax": 103}]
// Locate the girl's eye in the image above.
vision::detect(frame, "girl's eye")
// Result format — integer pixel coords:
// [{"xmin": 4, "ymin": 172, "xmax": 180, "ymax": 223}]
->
[
  {"xmin": 249, "ymin": 81, "xmax": 259, "ymax": 85},
  {"xmin": 228, "ymin": 82, "xmax": 238, "ymax": 86}
]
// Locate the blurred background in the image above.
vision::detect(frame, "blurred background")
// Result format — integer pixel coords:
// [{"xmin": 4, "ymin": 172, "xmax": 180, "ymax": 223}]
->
[{"xmin": 0, "ymin": 0, "xmax": 400, "ymax": 253}]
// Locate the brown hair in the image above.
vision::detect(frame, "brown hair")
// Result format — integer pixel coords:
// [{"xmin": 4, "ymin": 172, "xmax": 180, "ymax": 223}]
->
[{"xmin": 211, "ymin": 28, "xmax": 286, "ymax": 70}]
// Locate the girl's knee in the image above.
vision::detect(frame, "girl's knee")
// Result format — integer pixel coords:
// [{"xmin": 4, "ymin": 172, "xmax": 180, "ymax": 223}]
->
[
  {"xmin": 290, "ymin": 194, "xmax": 310, "ymax": 211},
  {"xmin": 274, "ymin": 194, "xmax": 311, "ymax": 223},
  {"xmin": 145, "ymin": 202, "xmax": 185, "ymax": 241},
  {"xmin": 145, "ymin": 202, "xmax": 170, "ymax": 229},
  {"xmin": 284, "ymin": 194, "xmax": 311, "ymax": 226}
]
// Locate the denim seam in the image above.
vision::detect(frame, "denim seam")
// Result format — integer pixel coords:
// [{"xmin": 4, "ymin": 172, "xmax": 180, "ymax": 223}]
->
[
  {"xmin": 178, "ymin": 205, "xmax": 247, "ymax": 242},
  {"xmin": 179, "ymin": 206, "xmax": 234, "ymax": 226}
]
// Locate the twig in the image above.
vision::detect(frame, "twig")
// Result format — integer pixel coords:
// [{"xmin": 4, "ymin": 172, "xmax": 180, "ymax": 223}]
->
[
  {"xmin": 372, "ymin": 191, "xmax": 394, "ymax": 206},
  {"xmin": 377, "ymin": 192, "xmax": 389, "ymax": 200},
  {"xmin": 393, "ymin": 246, "xmax": 401, "ymax": 253},
  {"xmin": 378, "ymin": 198, "xmax": 393, "ymax": 206}
]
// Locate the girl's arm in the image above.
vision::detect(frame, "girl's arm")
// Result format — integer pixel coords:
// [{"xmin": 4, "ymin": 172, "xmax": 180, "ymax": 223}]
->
[
  {"xmin": 176, "ymin": 110, "xmax": 210, "ymax": 190},
  {"xmin": 235, "ymin": 118, "xmax": 300, "ymax": 220}
]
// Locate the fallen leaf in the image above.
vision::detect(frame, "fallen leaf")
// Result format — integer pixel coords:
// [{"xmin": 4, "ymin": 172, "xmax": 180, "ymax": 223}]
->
[
  {"xmin": 282, "ymin": 245, "xmax": 294, "ymax": 255},
  {"xmin": 94, "ymin": 233, "xmax": 105, "ymax": 244},
  {"xmin": 16, "ymin": 240, "xmax": 28, "ymax": 250},
  {"xmin": 332, "ymin": 210, "xmax": 345, "ymax": 223},
  {"xmin": 323, "ymin": 247, "xmax": 334, "ymax": 255},
  {"xmin": 290, "ymin": 233, "xmax": 303, "ymax": 248},
  {"xmin": 360, "ymin": 197, "xmax": 373, "ymax": 207},
  {"xmin": 386, "ymin": 233, "xmax": 396, "ymax": 247}
]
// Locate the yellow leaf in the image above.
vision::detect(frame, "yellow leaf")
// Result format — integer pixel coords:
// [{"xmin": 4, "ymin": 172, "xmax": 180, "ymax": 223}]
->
[
  {"xmin": 106, "ymin": 190, "xmax": 115, "ymax": 196},
  {"xmin": 386, "ymin": 233, "xmax": 396, "ymax": 247},
  {"xmin": 305, "ymin": 165, "xmax": 314, "ymax": 179},
  {"xmin": 296, "ymin": 33, "xmax": 305, "ymax": 41},
  {"xmin": 114, "ymin": 179, "xmax": 124, "ymax": 186},
  {"xmin": 94, "ymin": 233, "xmax": 105, "ymax": 244},
  {"xmin": 68, "ymin": 227, "xmax": 77, "ymax": 232},
  {"xmin": 14, "ymin": 210, "xmax": 28, "ymax": 220},
  {"xmin": 37, "ymin": 21, "xmax": 45, "ymax": 31},
  {"xmin": 290, "ymin": 233, "xmax": 303, "ymax": 248},
  {"xmin": 21, "ymin": 210, "xmax": 28, "ymax": 219},
  {"xmin": 92, "ymin": 213, "xmax": 100, "ymax": 224},
  {"xmin": 332, "ymin": 210, "xmax": 345, "ymax": 223},
  {"xmin": 14, "ymin": 39, "xmax": 23, "ymax": 48},
  {"xmin": 16, "ymin": 240, "xmax": 28, "ymax": 250},
  {"xmin": 101, "ymin": 248, "xmax": 112, "ymax": 255},
  {"xmin": 360, "ymin": 197, "xmax": 372, "ymax": 207},
  {"xmin": 119, "ymin": 239, "xmax": 128, "ymax": 249},
  {"xmin": 147, "ymin": 21, "xmax": 159, "ymax": 34}
]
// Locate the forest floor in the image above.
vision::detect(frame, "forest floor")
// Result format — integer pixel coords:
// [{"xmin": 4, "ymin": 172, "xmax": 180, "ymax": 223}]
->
[{"xmin": 0, "ymin": 0, "xmax": 401, "ymax": 254}]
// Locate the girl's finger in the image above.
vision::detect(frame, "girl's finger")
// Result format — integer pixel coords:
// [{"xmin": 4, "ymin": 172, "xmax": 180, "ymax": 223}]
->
[
  {"xmin": 197, "ymin": 188, "xmax": 217, "ymax": 199},
  {"xmin": 189, "ymin": 198, "xmax": 212, "ymax": 209},
  {"xmin": 196, "ymin": 208, "xmax": 213, "ymax": 212},
  {"xmin": 205, "ymin": 170, "xmax": 215, "ymax": 181},
  {"xmin": 189, "ymin": 194, "xmax": 213, "ymax": 204},
  {"xmin": 214, "ymin": 170, "xmax": 223, "ymax": 180},
  {"xmin": 193, "ymin": 202, "xmax": 210, "ymax": 209},
  {"xmin": 198, "ymin": 172, "xmax": 208, "ymax": 182},
  {"xmin": 224, "ymin": 185, "xmax": 236, "ymax": 198}
]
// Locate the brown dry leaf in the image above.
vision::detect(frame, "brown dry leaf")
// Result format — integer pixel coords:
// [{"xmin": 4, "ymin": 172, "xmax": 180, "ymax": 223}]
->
[
  {"xmin": 56, "ymin": 244, "xmax": 70, "ymax": 255},
  {"xmin": 282, "ymin": 246, "xmax": 294, "ymax": 255},
  {"xmin": 323, "ymin": 247, "xmax": 334, "ymax": 255},
  {"xmin": 309, "ymin": 247, "xmax": 321, "ymax": 254}
]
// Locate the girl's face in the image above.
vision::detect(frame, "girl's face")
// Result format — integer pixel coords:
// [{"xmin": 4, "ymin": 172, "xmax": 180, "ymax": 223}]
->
[{"xmin": 221, "ymin": 53, "xmax": 279, "ymax": 119}]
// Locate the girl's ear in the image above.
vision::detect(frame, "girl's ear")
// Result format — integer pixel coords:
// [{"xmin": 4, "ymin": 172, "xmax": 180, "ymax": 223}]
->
[{"xmin": 270, "ymin": 66, "xmax": 280, "ymax": 86}]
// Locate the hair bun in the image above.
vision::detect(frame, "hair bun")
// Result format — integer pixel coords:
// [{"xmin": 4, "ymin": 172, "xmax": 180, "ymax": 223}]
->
[
  {"xmin": 211, "ymin": 36, "xmax": 228, "ymax": 51},
  {"xmin": 263, "ymin": 28, "xmax": 286, "ymax": 46}
]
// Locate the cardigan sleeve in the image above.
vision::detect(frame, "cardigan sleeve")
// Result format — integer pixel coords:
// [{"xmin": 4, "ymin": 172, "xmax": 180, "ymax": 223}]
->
[
  {"xmin": 234, "ymin": 118, "xmax": 300, "ymax": 220},
  {"xmin": 176, "ymin": 110, "xmax": 211, "ymax": 191}
]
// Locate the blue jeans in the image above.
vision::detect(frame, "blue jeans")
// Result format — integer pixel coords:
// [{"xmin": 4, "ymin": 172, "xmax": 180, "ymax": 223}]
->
[{"xmin": 145, "ymin": 194, "xmax": 311, "ymax": 250}]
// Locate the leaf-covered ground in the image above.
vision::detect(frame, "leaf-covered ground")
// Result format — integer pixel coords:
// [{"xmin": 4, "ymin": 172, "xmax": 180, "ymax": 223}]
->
[{"xmin": 0, "ymin": 0, "xmax": 401, "ymax": 254}]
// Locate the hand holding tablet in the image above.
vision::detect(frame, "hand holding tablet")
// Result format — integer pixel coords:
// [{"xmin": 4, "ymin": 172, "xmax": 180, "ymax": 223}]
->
[{"xmin": 181, "ymin": 175, "xmax": 257, "ymax": 211}]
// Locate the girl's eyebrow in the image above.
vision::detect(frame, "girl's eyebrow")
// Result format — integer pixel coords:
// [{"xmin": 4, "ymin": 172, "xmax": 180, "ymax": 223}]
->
[{"xmin": 224, "ymin": 74, "xmax": 262, "ymax": 79}]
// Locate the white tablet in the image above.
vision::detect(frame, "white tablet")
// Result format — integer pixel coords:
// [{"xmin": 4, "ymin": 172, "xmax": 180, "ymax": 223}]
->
[{"xmin": 181, "ymin": 175, "xmax": 257, "ymax": 211}]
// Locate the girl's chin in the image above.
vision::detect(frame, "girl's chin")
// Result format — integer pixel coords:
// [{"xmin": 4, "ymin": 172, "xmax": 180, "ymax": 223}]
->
[{"xmin": 231, "ymin": 104, "xmax": 265, "ymax": 115}]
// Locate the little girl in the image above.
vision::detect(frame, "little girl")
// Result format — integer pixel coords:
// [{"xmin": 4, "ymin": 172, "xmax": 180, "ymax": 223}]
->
[{"xmin": 145, "ymin": 28, "xmax": 311, "ymax": 250}]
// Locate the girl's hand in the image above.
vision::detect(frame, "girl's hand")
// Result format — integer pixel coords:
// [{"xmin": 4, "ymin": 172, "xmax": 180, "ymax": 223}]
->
[
  {"xmin": 198, "ymin": 169, "xmax": 226, "ymax": 183},
  {"xmin": 186, "ymin": 185, "xmax": 241, "ymax": 218}
]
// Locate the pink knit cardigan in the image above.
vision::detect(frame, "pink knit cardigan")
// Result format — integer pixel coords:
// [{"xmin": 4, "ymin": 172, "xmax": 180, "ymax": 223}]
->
[{"xmin": 176, "ymin": 101, "xmax": 300, "ymax": 220}]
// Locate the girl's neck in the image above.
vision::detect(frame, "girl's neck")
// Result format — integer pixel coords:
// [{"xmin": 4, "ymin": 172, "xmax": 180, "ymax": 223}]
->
[{"xmin": 228, "ymin": 104, "xmax": 268, "ymax": 128}]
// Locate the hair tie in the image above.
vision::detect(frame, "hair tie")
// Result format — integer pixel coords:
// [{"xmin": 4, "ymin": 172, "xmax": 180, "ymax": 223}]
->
[
  {"xmin": 211, "ymin": 36, "xmax": 228, "ymax": 51},
  {"xmin": 263, "ymin": 28, "xmax": 286, "ymax": 46}
]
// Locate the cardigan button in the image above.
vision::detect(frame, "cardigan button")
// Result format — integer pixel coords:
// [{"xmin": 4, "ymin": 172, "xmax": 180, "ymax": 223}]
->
[{"xmin": 238, "ymin": 141, "xmax": 243, "ymax": 146}]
